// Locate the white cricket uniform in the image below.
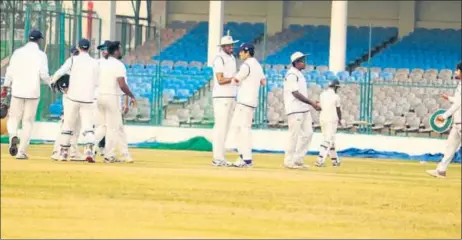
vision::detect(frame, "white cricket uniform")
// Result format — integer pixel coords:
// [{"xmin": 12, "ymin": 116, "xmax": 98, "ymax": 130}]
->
[
  {"xmin": 52, "ymin": 58, "xmax": 82, "ymax": 156},
  {"xmin": 4, "ymin": 42, "xmax": 50, "ymax": 155},
  {"xmin": 230, "ymin": 57, "xmax": 264, "ymax": 161},
  {"xmin": 317, "ymin": 88, "xmax": 341, "ymax": 164},
  {"xmin": 437, "ymin": 83, "xmax": 461, "ymax": 172},
  {"xmin": 212, "ymin": 50, "xmax": 237, "ymax": 161},
  {"xmin": 283, "ymin": 67, "xmax": 313, "ymax": 165},
  {"xmin": 97, "ymin": 56, "xmax": 130, "ymax": 159},
  {"xmin": 52, "ymin": 52, "xmax": 99, "ymax": 154}
]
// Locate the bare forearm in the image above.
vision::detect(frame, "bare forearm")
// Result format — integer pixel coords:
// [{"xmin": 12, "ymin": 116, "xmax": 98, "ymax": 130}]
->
[
  {"xmin": 121, "ymin": 85, "xmax": 135, "ymax": 99},
  {"xmin": 292, "ymin": 92, "xmax": 317, "ymax": 107},
  {"xmin": 337, "ymin": 107, "xmax": 342, "ymax": 121},
  {"xmin": 217, "ymin": 77, "xmax": 233, "ymax": 85}
]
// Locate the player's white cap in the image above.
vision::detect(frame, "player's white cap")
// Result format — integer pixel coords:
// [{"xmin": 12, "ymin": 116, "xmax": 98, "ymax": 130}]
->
[
  {"xmin": 290, "ymin": 52, "xmax": 309, "ymax": 63},
  {"xmin": 218, "ymin": 35, "xmax": 239, "ymax": 46}
]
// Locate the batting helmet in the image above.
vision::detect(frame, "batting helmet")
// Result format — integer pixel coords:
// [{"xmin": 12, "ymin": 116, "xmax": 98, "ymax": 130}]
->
[{"xmin": 51, "ymin": 74, "xmax": 70, "ymax": 93}]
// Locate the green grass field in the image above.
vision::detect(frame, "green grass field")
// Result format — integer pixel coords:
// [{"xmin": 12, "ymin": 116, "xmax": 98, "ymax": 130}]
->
[{"xmin": 1, "ymin": 144, "xmax": 461, "ymax": 239}]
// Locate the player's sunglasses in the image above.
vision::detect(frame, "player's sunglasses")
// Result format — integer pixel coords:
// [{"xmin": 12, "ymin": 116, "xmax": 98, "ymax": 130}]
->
[{"xmin": 295, "ymin": 57, "xmax": 306, "ymax": 63}]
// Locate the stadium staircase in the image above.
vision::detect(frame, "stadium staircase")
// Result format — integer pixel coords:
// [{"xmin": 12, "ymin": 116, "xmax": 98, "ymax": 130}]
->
[{"xmin": 348, "ymin": 34, "xmax": 398, "ymax": 72}]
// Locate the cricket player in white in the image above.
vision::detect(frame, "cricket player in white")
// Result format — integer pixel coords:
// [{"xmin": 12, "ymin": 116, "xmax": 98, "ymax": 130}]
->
[
  {"xmin": 427, "ymin": 62, "xmax": 461, "ymax": 178},
  {"xmin": 230, "ymin": 43, "xmax": 265, "ymax": 168},
  {"xmin": 212, "ymin": 35, "xmax": 239, "ymax": 166},
  {"xmin": 51, "ymin": 46, "xmax": 85, "ymax": 161},
  {"xmin": 97, "ymin": 41, "xmax": 136, "ymax": 163},
  {"xmin": 315, "ymin": 80, "xmax": 342, "ymax": 168},
  {"xmin": 2, "ymin": 30, "xmax": 50, "ymax": 159},
  {"xmin": 93, "ymin": 40, "xmax": 110, "ymax": 156},
  {"xmin": 51, "ymin": 39, "xmax": 99, "ymax": 162},
  {"xmin": 283, "ymin": 52, "xmax": 321, "ymax": 169}
]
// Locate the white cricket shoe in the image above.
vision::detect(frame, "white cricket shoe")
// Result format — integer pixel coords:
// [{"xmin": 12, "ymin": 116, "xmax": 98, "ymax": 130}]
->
[
  {"xmin": 70, "ymin": 152, "xmax": 86, "ymax": 161},
  {"xmin": 232, "ymin": 159, "xmax": 253, "ymax": 168},
  {"xmin": 314, "ymin": 161, "xmax": 326, "ymax": 168},
  {"xmin": 294, "ymin": 161, "xmax": 309, "ymax": 168},
  {"xmin": 104, "ymin": 156, "xmax": 117, "ymax": 163},
  {"xmin": 212, "ymin": 159, "xmax": 231, "ymax": 167},
  {"xmin": 426, "ymin": 169, "xmax": 446, "ymax": 178},
  {"xmin": 120, "ymin": 153, "xmax": 134, "ymax": 163},
  {"xmin": 15, "ymin": 152, "xmax": 29, "ymax": 160},
  {"xmin": 51, "ymin": 151, "xmax": 60, "ymax": 161}
]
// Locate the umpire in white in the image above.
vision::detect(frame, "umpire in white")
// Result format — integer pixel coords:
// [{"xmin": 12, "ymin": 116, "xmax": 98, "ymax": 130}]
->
[
  {"xmin": 51, "ymin": 39, "xmax": 100, "ymax": 162},
  {"xmin": 427, "ymin": 62, "xmax": 461, "ymax": 178},
  {"xmin": 211, "ymin": 35, "xmax": 239, "ymax": 167},
  {"xmin": 2, "ymin": 30, "xmax": 50, "ymax": 159},
  {"xmin": 283, "ymin": 52, "xmax": 321, "ymax": 169}
]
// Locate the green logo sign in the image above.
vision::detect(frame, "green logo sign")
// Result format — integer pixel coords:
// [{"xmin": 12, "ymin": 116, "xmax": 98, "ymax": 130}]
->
[{"xmin": 429, "ymin": 109, "xmax": 453, "ymax": 133}]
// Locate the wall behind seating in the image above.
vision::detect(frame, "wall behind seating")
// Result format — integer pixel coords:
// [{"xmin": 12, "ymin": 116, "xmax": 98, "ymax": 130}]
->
[
  {"xmin": 284, "ymin": 1, "xmax": 400, "ymax": 27},
  {"xmin": 166, "ymin": 1, "xmax": 461, "ymax": 29},
  {"xmin": 415, "ymin": 1, "xmax": 462, "ymax": 29}
]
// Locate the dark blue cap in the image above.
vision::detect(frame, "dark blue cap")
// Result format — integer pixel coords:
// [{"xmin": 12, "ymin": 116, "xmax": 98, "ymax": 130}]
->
[
  {"xmin": 29, "ymin": 30, "xmax": 43, "ymax": 41},
  {"xmin": 97, "ymin": 40, "xmax": 111, "ymax": 51},
  {"xmin": 239, "ymin": 43, "xmax": 254, "ymax": 52},
  {"xmin": 78, "ymin": 38, "xmax": 91, "ymax": 50}
]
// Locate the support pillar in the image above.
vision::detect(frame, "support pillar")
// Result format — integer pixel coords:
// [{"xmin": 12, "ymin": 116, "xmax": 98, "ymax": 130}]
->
[
  {"xmin": 266, "ymin": 1, "xmax": 284, "ymax": 35},
  {"xmin": 207, "ymin": 0, "xmax": 224, "ymax": 67},
  {"xmin": 151, "ymin": 1, "xmax": 167, "ymax": 28},
  {"xmin": 100, "ymin": 1, "xmax": 116, "ymax": 41},
  {"xmin": 328, "ymin": 0, "xmax": 348, "ymax": 73},
  {"xmin": 398, "ymin": 1, "xmax": 415, "ymax": 39}
]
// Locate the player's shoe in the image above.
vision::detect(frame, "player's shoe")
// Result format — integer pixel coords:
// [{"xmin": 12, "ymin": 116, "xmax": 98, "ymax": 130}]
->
[
  {"xmin": 332, "ymin": 160, "xmax": 342, "ymax": 167},
  {"xmin": 15, "ymin": 152, "xmax": 28, "ymax": 160},
  {"xmin": 9, "ymin": 136, "xmax": 19, "ymax": 156},
  {"xmin": 70, "ymin": 152, "xmax": 86, "ymax": 161},
  {"xmin": 284, "ymin": 163, "xmax": 305, "ymax": 169},
  {"xmin": 294, "ymin": 161, "xmax": 309, "ymax": 168},
  {"xmin": 232, "ymin": 159, "xmax": 253, "ymax": 168},
  {"xmin": 212, "ymin": 159, "xmax": 231, "ymax": 167},
  {"xmin": 58, "ymin": 152, "xmax": 68, "ymax": 162},
  {"xmin": 314, "ymin": 161, "xmax": 326, "ymax": 167},
  {"xmin": 104, "ymin": 156, "xmax": 116, "ymax": 163},
  {"xmin": 426, "ymin": 169, "xmax": 446, "ymax": 178},
  {"xmin": 51, "ymin": 151, "xmax": 60, "ymax": 161},
  {"xmin": 81, "ymin": 144, "xmax": 95, "ymax": 163},
  {"xmin": 120, "ymin": 153, "xmax": 134, "ymax": 163}
]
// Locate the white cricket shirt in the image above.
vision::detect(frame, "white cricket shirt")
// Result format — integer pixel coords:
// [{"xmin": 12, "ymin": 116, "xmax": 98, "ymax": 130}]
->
[
  {"xmin": 212, "ymin": 51, "xmax": 237, "ymax": 98},
  {"xmin": 98, "ymin": 57, "xmax": 127, "ymax": 96},
  {"xmin": 443, "ymin": 82, "xmax": 461, "ymax": 124},
  {"xmin": 4, "ymin": 42, "xmax": 50, "ymax": 99},
  {"xmin": 319, "ymin": 88, "xmax": 341, "ymax": 122},
  {"xmin": 283, "ymin": 67, "xmax": 310, "ymax": 115},
  {"xmin": 53, "ymin": 52, "xmax": 99, "ymax": 103},
  {"xmin": 234, "ymin": 57, "xmax": 265, "ymax": 108}
]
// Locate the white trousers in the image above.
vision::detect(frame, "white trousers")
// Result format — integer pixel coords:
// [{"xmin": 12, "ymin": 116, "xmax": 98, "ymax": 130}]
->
[
  {"xmin": 53, "ymin": 95, "xmax": 80, "ymax": 153},
  {"xmin": 7, "ymin": 97, "xmax": 39, "ymax": 154},
  {"xmin": 284, "ymin": 112, "xmax": 314, "ymax": 164},
  {"xmin": 437, "ymin": 124, "xmax": 461, "ymax": 172},
  {"xmin": 212, "ymin": 98, "xmax": 236, "ymax": 160},
  {"xmin": 230, "ymin": 103, "xmax": 255, "ymax": 161},
  {"xmin": 317, "ymin": 121, "xmax": 339, "ymax": 164},
  {"xmin": 97, "ymin": 94, "xmax": 128, "ymax": 158},
  {"xmin": 59, "ymin": 99, "xmax": 95, "ymax": 149}
]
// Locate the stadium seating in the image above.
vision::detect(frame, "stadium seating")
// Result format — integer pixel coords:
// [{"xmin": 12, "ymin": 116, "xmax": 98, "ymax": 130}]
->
[
  {"xmin": 153, "ymin": 21, "xmax": 264, "ymax": 63},
  {"xmin": 364, "ymin": 28, "xmax": 461, "ymax": 70},
  {"xmin": 265, "ymin": 25, "xmax": 397, "ymax": 66}
]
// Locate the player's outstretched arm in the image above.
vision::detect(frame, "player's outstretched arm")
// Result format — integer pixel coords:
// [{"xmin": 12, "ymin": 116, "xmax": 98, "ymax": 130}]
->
[
  {"xmin": 291, "ymin": 91, "xmax": 321, "ymax": 111},
  {"xmin": 442, "ymin": 98, "xmax": 461, "ymax": 120},
  {"xmin": 51, "ymin": 57, "xmax": 72, "ymax": 84}
]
